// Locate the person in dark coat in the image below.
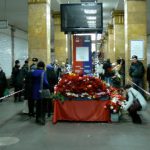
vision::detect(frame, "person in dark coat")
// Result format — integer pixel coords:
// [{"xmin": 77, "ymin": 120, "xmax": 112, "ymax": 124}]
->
[
  {"xmin": 32, "ymin": 61, "xmax": 49, "ymax": 125},
  {"xmin": 24, "ymin": 70, "xmax": 34, "ymax": 116},
  {"xmin": 103, "ymin": 59, "xmax": 113, "ymax": 86},
  {"xmin": 46, "ymin": 64, "xmax": 57, "ymax": 117},
  {"xmin": 147, "ymin": 64, "xmax": 150, "ymax": 92},
  {"xmin": 22, "ymin": 60, "xmax": 29, "ymax": 79},
  {"xmin": 129, "ymin": 55, "xmax": 145, "ymax": 94},
  {"xmin": 11, "ymin": 60, "xmax": 24, "ymax": 102},
  {"xmin": 0, "ymin": 66, "xmax": 7, "ymax": 102},
  {"xmin": 21, "ymin": 60, "xmax": 29, "ymax": 100}
]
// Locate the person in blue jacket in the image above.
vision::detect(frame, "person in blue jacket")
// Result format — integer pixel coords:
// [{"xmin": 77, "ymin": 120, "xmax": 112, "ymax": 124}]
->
[{"xmin": 32, "ymin": 61, "xmax": 49, "ymax": 125}]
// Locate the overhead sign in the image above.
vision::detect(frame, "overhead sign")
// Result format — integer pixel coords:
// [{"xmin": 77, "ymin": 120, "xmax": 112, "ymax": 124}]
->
[{"xmin": 0, "ymin": 20, "xmax": 8, "ymax": 29}]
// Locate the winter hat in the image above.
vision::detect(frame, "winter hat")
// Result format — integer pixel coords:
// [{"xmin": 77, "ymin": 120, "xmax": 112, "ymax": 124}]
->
[
  {"xmin": 15, "ymin": 60, "xmax": 20, "ymax": 64},
  {"xmin": 32, "ymin": 58, "xmax": 38, "ymax": 62}
]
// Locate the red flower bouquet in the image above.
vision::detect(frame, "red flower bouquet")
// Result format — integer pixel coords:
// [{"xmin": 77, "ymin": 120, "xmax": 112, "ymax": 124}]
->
[
  {"xmin": 105, "ymin": 96, "xmax": 125, "ymax": 113},
  {"xmin": 54, "ymin": 73, "xmax": 108, "ymax": 100}
]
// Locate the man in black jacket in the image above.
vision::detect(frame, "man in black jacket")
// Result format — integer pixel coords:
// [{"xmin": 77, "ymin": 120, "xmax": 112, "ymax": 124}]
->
[{"xmin": 129, "ymin": 55, "xmax": 145, "ymax": 93}]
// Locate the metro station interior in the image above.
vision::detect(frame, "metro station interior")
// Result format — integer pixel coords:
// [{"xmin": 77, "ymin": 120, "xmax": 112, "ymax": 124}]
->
[{"xmin": 0, "ymin": 0, "xmax": 150, "ymax": 149}]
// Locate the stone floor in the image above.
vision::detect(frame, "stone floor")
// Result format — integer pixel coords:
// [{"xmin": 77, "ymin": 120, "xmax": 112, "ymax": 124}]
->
[{"xmin": 0, "ymin": 96, "xmax": 150, "ymax": 150}]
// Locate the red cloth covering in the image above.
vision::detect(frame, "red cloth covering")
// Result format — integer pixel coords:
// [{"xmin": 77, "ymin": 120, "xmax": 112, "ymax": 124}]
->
[{"xmin": 52, "ymin": 100, "xmax": 111, "ymax": 124}]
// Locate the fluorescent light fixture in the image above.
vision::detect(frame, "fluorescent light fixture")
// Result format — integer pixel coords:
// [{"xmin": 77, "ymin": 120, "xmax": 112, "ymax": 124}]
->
[
  {"xmin": 81, "ymin": 0, "xmax": 97, "ymax": 2},
  {"xmin": 86, "ymin": 16, "xmax": 96, "ymax": 20},
  {"xmin": 87, "ymin": 20, "xmax": 96, "ymax": 24},
  {"xmin": 84, "ymin": 9, "xmax": 97, "ymax": 14}
]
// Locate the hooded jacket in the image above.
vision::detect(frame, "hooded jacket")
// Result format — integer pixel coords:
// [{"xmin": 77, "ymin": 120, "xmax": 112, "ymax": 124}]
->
[{"xmin": 123, "ymin": 87, "xmax": 147, "ymax": 111}]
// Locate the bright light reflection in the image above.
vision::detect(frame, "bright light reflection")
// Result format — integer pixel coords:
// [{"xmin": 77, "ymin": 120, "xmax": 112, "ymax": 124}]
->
[
  {"xmin": 86, "ymin": 16, "xmax": 96, "ymax": 20},
  {"xmin": 84, "ymin": 9, "xmax": 97, "ymax": 14}
]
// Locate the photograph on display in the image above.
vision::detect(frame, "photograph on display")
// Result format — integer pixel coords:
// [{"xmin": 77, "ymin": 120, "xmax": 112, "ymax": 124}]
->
[
  {"xmin": 76, "ymin": 47, "xmax": 89, "ymax": 62},
  {"xmin": 130, "ymin": 40, "xmax": 144, "ymax": 60}
]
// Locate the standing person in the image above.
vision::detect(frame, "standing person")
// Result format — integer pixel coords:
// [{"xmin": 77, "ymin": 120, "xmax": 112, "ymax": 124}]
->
[
  {"xmin": 122, "ymin": 84, "xmax": 147, "ymax": 124},
  {"xmin": 56, "ymin": 64, "xmax": 62, "ymax": 81},
  {"xmin": 46, "ymin": 64, "xmax": 57, "ymax": 117},
  {"xmin": 24, "ymin": 69, "xmax": 34, "ymax": 117},
  {"xmin": 103, "ymin": 59, "xmax": 113, "ymax": 86},
  {"xmin": 96, "ymin": 62, "xmax": 105, "ymax": 80},
  {"xmin": 32, "ymin": 61, "xmax": 49, "ymax": 125},
  {"xmin": 22, "ymin": 60, "xmax": 29, "ymax": 78},
  {"xmin": 30, "ymin": 58, "xmax": 38, "ymax": 71},
  {"xmin": 11, "ymin": 60, "xmax": 24, "ymax": 102},
  {"xmin": 147, "ymin": 64, "xmax": 150, "ymax": 92},
  {"xmin": 0, "ymin": 66, "xmax": 7, "ymax": 102},
  {"xmin": 129, "ymin": 55, "xmax": 145, "ymax": 93},
  {"xmin": 22, "ymin": 60, "xmax": 29, "ymax": 99},
  {"xmin": 119, "ymin": 58, "xmax": 125, "ymax": 87}
]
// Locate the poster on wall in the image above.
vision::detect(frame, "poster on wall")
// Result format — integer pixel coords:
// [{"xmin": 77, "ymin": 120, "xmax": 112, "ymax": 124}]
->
[
  {"xmin": 130, "ymin": 40, "xmax": 144, "ymax": 60},
  {"xmin": 76, "ymin": 47, "xmax": 89, "ymax": 61}
]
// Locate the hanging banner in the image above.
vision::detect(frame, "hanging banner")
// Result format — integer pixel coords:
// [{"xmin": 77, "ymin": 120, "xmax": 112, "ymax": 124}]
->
[{"xmin": 73, "ymin": 35, "xmax": 92, "ymax": 75}]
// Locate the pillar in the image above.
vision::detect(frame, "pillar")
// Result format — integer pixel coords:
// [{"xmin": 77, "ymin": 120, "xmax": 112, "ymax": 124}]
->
[
  {"xmin": 107, "ymin": 24, "xmax": 115, "ymax": 63},
  {"xmin": 124, "ymin": 0, "xmax": 147, "ymax": 83},
  {"xmin": 28, "ymin": 0, "xmax": 51, "ymax": 65},
  {"xmin": 112, "ymin": 10, "xmax": 125, "ymax": 60},
  {"xmin": 53, "ymin": 12, "xmax": 67, "ymax": 65},
  {"xmin": 101, "ymin": 33, "xmax": 108, "ymax": 61}
]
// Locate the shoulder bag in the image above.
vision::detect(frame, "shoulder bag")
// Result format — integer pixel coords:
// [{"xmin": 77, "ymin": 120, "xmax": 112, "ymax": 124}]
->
[
  {"xmin": 39, "ymin": 71, "xmax": 50, "ymax": 99},
  {"xmin": 128, "ymin": 91, "xmax": 142, "ymax": 112}
]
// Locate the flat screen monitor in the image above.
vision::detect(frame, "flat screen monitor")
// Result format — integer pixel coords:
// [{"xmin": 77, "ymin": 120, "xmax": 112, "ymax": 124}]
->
[{"xmin": 60, "ymin": 3, "xmax": 103, "ymax": 33}]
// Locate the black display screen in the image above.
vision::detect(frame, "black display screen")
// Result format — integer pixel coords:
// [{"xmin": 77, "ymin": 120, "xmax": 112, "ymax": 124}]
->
[{"xmin": 61, "ymin": 3, "xmax": 103, "ymax": 33}]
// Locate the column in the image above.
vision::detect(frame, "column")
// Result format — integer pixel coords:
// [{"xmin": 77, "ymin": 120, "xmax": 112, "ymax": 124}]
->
[
  {"xmin": 124, "ymin": 0, "xmax": 147, "ymax": 83},
  {"xmin": 112, "ymin": 10, "xmax": 125, "ymax": 60},
  {"xmin": 100, "ymin": 33, "xmax": 108, "ymax": 61},
  {"xmin": 53, "ymin": 12, "xmax": 67, "ymax": 65},
  {"xmin": 28, "ymin": 0, "xmax": 51, "ymax": 64},
  {"xmin": 107, "ymin": 24, "xmax": 115, "ymax": 63}
]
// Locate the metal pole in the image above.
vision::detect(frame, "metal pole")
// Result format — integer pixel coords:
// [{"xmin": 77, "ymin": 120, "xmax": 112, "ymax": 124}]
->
[{"xmin": 67, "ymin": 32, "xmax": 72, "ymax": 65}]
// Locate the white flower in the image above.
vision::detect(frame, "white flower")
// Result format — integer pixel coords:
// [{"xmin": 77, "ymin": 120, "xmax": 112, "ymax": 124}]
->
[
  {"xmin": 112, "ymin": 97, "xmax": 118, "ymax": 103},
  {"xmin": 110, "ymin": 106, "xmax": 114, "ymax": 110},
  {"xmin": 113, "ymin": 109, "xmax": 117, "ymax": 113}
]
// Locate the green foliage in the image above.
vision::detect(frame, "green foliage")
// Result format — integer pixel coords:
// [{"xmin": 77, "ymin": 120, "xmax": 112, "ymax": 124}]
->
[{"xmin": 50, "ymin": 93, "xmax": 65, "ymax": 102}]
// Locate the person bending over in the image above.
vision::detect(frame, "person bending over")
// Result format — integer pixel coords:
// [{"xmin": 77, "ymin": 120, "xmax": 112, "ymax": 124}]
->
[{"xmin": 122, "ymin": 84, "xmax": 147, "ymax": 124}]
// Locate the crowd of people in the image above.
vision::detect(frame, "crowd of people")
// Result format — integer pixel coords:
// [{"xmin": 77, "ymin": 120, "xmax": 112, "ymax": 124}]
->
[{"xmin": 0, "ymin": 55, "xmax": 150, "ymax": 125}]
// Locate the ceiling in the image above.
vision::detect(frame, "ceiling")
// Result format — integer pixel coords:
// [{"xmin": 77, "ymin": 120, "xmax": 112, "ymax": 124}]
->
[{"xmin": 0, "ymin": 0, "xmax": 149, "ymax": 34}]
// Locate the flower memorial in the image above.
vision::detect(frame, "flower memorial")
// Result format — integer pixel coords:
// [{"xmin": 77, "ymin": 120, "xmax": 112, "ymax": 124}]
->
[
  {"xmin": 105, "ymin": 97, "xmax": 123, "ymax": 113},
  {"xmin": 104, "ymin": 87, "xmax": 126, "ymax": 113},
  {"xmin": 54, "ymin": 73, "xmax": 109, "ymax": 100}
]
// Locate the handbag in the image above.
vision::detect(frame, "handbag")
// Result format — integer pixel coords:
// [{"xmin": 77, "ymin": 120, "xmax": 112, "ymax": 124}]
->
[
  {"xmin": 39, "ymin": 71, "xmax": 50, "ymax": 99},
  {"xmin": 129, "ymin": 91, "xmax": 142, "ymax": 112}
]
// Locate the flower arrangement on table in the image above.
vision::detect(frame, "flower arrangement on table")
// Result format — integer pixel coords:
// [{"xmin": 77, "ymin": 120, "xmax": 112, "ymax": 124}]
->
[
  {"xmin": 54, "ymin": 73, "xmax": 109, "ymax": 101},
  {"xmin": 104, "ymin": 87, "xmax": 126, "ymax": 114},
  {"xmin": 104, "ymin": 97, "xmax": 123, "ymax": 113}
]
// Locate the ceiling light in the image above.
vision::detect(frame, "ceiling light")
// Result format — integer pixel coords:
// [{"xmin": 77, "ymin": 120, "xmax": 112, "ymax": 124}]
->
[
  {"xmin": 84, "ymin": 9, "xmax": 97, "ymax": 14},
  {"xmin": 81, "ymin": 0, "xmax": 97, "ymax": 2},
  {"xmin": 86, "ymin": 16, "xmax": 96, "ymax": 20}
]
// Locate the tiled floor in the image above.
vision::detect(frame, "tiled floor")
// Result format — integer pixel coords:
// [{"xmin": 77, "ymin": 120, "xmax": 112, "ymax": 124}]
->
[{"xmin": 0, "ymin": 97, "xmax": 150, "ymax": 150}]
